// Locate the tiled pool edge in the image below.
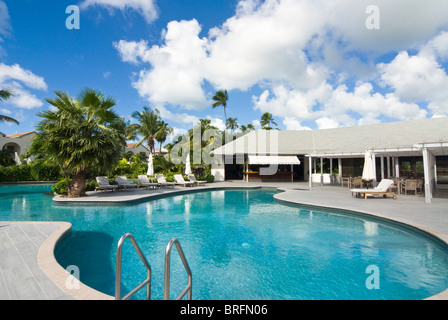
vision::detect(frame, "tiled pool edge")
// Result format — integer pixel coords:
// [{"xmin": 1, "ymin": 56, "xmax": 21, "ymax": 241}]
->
[
  {"xmin": 273, "ymin": 189, "xmax": 448, "ymax": 300},
  {"xmin": 36, "ymin": 221, "xmax": 114, "ymax": 300}
]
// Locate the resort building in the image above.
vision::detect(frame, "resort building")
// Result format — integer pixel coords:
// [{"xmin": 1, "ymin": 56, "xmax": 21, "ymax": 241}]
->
[
  {"xmin": 212, "ymin": 117, "xmax": 448, "ymax": 203},
  {"xmin": 0, "ymin": 131, "xmax": 36, "ymax": 164},
  {"xmin": 125, "ymin": 143, "xmax": 151, "ymax": 157}
]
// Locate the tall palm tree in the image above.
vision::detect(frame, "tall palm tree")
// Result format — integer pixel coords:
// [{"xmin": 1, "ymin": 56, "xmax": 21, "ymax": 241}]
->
[
  {"xmin": 155, "ymin": 120, "xmax": 173, "ymax": 154},
  {"xmin": 0, "ymin": 89, "xmax": 19, "ymax": 125},
  {"xmin": 33, "ymin": 88, "xmax": 124, "ymax": 198},
  {"xmin": 226, "ymin": 117, "xmax": 239, "ymax": 132},
  {"xmin": 128, "ymin": 107, "xmax": 164, "ymax": 155},
  {"xmin": 260, "ymin": 112, "xmax": 277, "ymax": 129},
  {"xmin": 212, "ymin": 90, "xmax": 229, "ymax": 127}
]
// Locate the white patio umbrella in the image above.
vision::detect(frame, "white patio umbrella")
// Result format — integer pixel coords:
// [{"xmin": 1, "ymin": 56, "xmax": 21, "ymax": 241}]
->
[
  {"xmin": 185, "ymin": 153, "xmax": 192, "ymax": 175},
  {"xmin": 147, "ymin": 153, "xmax": 154, "ymax": 176},
  {"xmin": 362, "ymin": 150, "xmax": 375, "ymax": 184}
]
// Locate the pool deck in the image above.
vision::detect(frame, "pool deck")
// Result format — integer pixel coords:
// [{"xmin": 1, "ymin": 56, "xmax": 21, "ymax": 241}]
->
[{"xmin": 1, "ymin": 181, "xmax": 448, "ymax": 300}]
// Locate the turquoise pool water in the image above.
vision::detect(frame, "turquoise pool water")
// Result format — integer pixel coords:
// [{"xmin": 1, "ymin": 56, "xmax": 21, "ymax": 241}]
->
[{"xmin": 1, "ymin": 185, "xmax": 448, "ymax": 300}]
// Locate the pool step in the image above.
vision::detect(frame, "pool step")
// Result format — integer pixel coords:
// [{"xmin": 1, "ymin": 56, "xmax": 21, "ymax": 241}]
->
[{"xmin": 114, "ymin": 234, "xmax": 192, "ymax": 300}]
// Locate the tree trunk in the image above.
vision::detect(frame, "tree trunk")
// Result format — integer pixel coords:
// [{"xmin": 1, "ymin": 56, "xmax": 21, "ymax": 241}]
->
[{"xmin": 68, "ymin": 169, "xmax": 87, "ymax": 198}]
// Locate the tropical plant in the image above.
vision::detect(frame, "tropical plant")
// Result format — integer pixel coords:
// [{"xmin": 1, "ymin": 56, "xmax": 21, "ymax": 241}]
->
[
  {"xmin": 226, "ymin": 117, "xmax": 239, "ymax": 132},
  {"xmin": 0, "ymin": 89, "xmax": 19, "ymax": 125},
  {"xmin": 128, "ymin": 107, "xmax": 165, "ymax": 154},
  {"xmin": 260, "ymin": 112, "xmax": 277, "ymax": 130},
  {"xmin": 0, "ymin": 150, "xmax": 15, "ymax": 167},
  {"xmin": 32, "ymin": 88, "xmax": 125, "ymax": 197},
  {"xmin": 212, "ymin": 89, "xmax": 229, "ymax": 128},
  {"xmin": 155, "ymin": 120, "xmax": 173, "ymax": 153}
]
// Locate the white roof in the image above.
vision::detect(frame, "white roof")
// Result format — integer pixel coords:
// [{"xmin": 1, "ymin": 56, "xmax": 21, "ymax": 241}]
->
[
  {"xmin": 213, "ymin": 117, "xmax": 448, "ymax": 157},
  {"xmin": 248, "ymin": 155, "xmax": 301, "ymax": 165}
]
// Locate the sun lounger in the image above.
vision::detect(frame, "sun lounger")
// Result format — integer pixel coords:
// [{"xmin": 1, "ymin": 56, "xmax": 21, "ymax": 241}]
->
[
  {"xmin": 351, "ymin": 179, "xmax": 397, "ymax": 199},
  {"xmin": 138, "ymin": 175, "xmax": 160, "ymax": 189},
  {"xmin": 174, "ymin": 174, "xmax": 195, "ymax": 187},
  {"xmin": 116, "ymin": 176, "xmax": 138, "ymax": 191},
  {"xmin": 95, "ymin": 176, "xmax": 118, "ymax": 192},
  {"xmin": 188, "ymin": 174, "xmax": 206, "ymax": 186},
  {"xmin": 156, "ymin": 174, "xmax": 176, "ymax": 188}
]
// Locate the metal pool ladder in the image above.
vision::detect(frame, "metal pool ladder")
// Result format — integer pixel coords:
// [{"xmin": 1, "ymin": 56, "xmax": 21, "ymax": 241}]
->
[{"xmin": 115, "ymin": 234, "xmax": 192, "ymax": 300}]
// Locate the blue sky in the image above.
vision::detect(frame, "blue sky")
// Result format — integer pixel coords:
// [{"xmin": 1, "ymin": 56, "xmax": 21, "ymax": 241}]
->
[{"xmin": 2, "ymin": 0, "xmax": 448, "ymax": 142}]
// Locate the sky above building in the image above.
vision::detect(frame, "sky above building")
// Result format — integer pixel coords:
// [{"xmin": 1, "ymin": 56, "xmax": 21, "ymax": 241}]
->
[{"xmin": 1, "ymin": 0, "xmax": 448, "ymax": 141}]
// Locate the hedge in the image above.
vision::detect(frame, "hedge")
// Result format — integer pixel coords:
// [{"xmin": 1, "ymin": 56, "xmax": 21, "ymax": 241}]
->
[{"xmin": 0, "ymin": 163, "xmax": 62, "ymax": 182}]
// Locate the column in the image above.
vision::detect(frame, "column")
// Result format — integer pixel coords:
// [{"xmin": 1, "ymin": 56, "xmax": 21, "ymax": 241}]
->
[
  {"xmin": 395, "ymin": 157, "xmax": 400, "ymax": 178},
  {"xmin": 422, "ymin": 148, "xmax": 434, "ymax": 204},
  {"xmin": 372, "ymin": 153, "xmax": 377, "ymax": 187},
  {"xmin": 338, "ymin": 158, "xmax": 342, "ymax": 186},
  {"xmin": 387, "ymin": 156, "xmax": 391, "ymax": 178},
  {"xmin": 320, "ymin": 157, "xmax": 323, "ymax": 186},
  {"xmin": 380, "ymin": 156, "xmax": 384, "ymax": 181},
  {"xmin": 308, "ymin": 155, "xmax": 313, "ymax": 190}
]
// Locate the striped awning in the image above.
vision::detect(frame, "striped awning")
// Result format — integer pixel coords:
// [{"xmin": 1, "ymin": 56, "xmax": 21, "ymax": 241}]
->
[{"xmin": 248, "ymin": 155, "xmax": 301, "ymax": 165}]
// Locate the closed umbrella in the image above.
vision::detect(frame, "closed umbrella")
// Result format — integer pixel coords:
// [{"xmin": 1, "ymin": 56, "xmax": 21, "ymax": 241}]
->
[
  {"xmin": 185, "ymin": 153, "xmax": 192, "ymax": 175},
  {"xmin": 362, "ymin": 150, "xmax": 375, "ymax": 187},
  {"xmin": 147, "ymin": 153, "xmax": 154, "ymax": 176}
]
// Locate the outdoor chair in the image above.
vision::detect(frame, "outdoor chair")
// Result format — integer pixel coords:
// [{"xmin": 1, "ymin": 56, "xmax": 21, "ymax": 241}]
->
[
  {"xmin": 138, "ymin": 175, "xmax": 160, "ymax": 189},
  {"xmin": 116, "ymin": 176, "xmax": 138, "ymax": 191},
  {"xmin": 95, "ymin": 176, "xmax": 118, "ymax": 192},
  {"xmin": 402, "ymin": 179, "xmax": 418, "ymax": 195},
  {"xmin": 174, "ymin": 174, "xmax": 195, "ymax": 187},
  {"xmin": 352, "ymin": 177, "xmax": 363, "ymax": 188},
  {"xmin": 156, "ymin": 174, "xmax": 176, "ymax": 188},
  {"xmin": 351, "ymin": 179, "xmax": 397, "ymax": 200},
  {"xmin": 188, "ymin": 174, "xmax": 206, "ymax": 186}
]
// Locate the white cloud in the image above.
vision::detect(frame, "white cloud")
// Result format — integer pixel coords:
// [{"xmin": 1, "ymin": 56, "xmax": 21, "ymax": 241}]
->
[
  {"xmin": 0, "ymin": 63, "xmax": 47, "ymax": 109},
  {"xmin": 79, "ymin": 0, "xmax": 159, "ymax": 23},
  {"xmin": 315, "ymin": 117, "xmax": 340, "ymax": 130},
  {"xmin": 378, "ymin": 32, "xmax": 448, "ymax": 116},
  {"xmin": 0, "ymin": 63, "xmax": 47, "ymax": 91},
  {"xmin": 156, "ymin": 105, "xmax": 199, "ymax": 125},
  {"xmin": 113, "ymin": 40, "xmax": 150, "ymax": 64},
  {"xmin": 0, "ymin": 0, "xmax": 11, "ymax": 39},
  {"xmin": 206, "ymin": 116, "xmax": 226, "ymax": 131},
  {"xmin": 114, "ymin": 0, "xmax": 448, "ymax": 128},
  {"xmin": 282, "ymin": 117, "xmax": 312, "ymax": 130},
  {"xmin": 117, "ymin": 20, "xmax": 209, "ymax": 111}
]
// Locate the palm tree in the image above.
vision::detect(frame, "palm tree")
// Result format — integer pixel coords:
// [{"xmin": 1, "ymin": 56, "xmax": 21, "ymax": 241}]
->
[
  {"xmin": 33, "ymin": 88, "xmax": 124, "ymax": 198},
  {"xmin": 226, "ymin": 117, "xmax": 239, "ymax": 132},
  {"xmin": 212, "ymin": 90, "xmax": 229, "ymax": 127},
  {"xmin": 260, "ymin": 112, "xmax": 277, "ymax": 130},
  {"xmin": 0, "ymin": 89, "xmax": 19, "ymax": 125},
  {"xmin": 155, "ymin": 120, "xmax": 173, "ymax": 154},
  {"xmin": 128, "ymin": 107, "xmax": 163, "ymax": 155}
]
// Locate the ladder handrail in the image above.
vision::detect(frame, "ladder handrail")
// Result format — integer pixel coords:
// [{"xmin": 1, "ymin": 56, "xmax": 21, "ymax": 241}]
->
[
  {"xmin": 115, "ymin": 233, "xmax": 152, "ymax": 300},
  {"xmin": 164, "ymin": 238, "xmax": 193, "ymax": 300}
]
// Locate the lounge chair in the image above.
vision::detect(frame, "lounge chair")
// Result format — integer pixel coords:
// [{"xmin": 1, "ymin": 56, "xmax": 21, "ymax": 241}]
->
[
  {"xmin": 156, "ymin": 174, "xmax": 176, "ymax": 188},
  {"xmin": 116, "ymin": 176, "xmax": 138, "ymax": 191},
  {"xmin": 351, "ymin": 179, "xmax": 397, "ymax": 200},
  {"xmin": 174, "ymin": 174, "xmax": 195, "ymax": 187},
  {"xmin": 188, "ymin": 174, "xmax": 206, "ymax": 186},
  {"xmin": 95, "ymin": 176, "xmax": 118, "ymax": 192},
  {"xmin": 138, "ymin": 175, "xmax": 160, "ymax": 189}
]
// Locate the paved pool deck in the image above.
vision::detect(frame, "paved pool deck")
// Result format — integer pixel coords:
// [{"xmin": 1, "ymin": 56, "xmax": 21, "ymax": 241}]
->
[{"xmin": 1, "ymin": 181, "xmax": 448, "ymax": 300}]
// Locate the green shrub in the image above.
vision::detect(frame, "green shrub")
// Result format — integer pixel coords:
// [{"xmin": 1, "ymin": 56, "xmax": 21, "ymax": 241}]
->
[
  {"xmin": 199, "ymin": 173, "xmax": 214, "ymax": 183},
  {"xmin": 52, "ymin": 178, "xmax": 98, "ymax": 195},
  {"xmin": 0, "ymin": 162, "xmax": 61, "ymax": 182},
  {"xmin": 52, "ymin": 179, "xmax": 69, "ymax": 195}
]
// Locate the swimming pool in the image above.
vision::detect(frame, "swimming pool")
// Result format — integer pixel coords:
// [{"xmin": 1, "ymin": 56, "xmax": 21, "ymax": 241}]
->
[{"xmin": 1, "ymin": 185, "xmax": 448, "ymax": 300}]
